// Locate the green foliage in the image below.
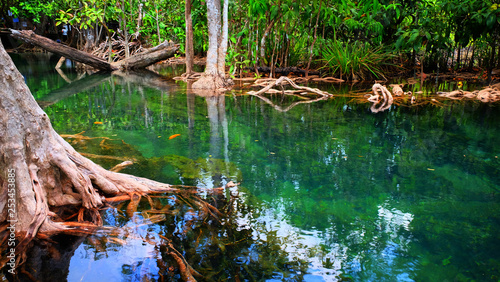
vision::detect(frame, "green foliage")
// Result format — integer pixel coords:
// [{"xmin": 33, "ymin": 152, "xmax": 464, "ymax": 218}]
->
[
  {"xmin": 12, "ymin": 0, "xmax": 58, "ymax": 23},
  {"xmin": 5, "ymin": 0, "xmax": 500, "ymax": 73},
  {"xmin": 321, "ymin": 40, "xmax": 395, "ymax": 80}
]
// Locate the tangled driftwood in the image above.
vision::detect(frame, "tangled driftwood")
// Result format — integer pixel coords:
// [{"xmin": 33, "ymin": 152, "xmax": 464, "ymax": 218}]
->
[
  {"xmin": 91, "ymin": 35, "xmax": 144, "ymax": 62},
  {"xmin": 366, "ymin": 84, "xmax": 393, "ymax": 103},
  {"xmin": 248, "ymin": 76, "xmax": 333, "ymax": 97},
  {"xmin": 243, "ymin": 76, "xmax": 333, "ymax": 112},
  {"xmin": 365, "ymin": 84, "xmax": 393, "ymax": 113},
  {"xmin": 438, "ymin": 83, "xmax": 500, "ymax": 102}
]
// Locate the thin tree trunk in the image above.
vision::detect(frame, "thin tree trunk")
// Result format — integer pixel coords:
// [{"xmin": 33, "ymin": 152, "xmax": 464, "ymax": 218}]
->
[
  {"xmin": 185, "ymin": 0, "xmax": 194, "ymax": 74},
  {"xmin": 270, "ymin": 33, "xmax": 277, "ymax": 78},
  {"xmin": 121, "ymin": 0, "xmax": 130, "ymax": 58},
  {"xmin": 259, "ymin": 14, "xmax": 279, "ymax": 66},
  {"xmin": 487, "ymin": 41, "xmax": 496, "ymax": 81},
  {"xmin": 217, "ymin": 0, "xmax": 229, "ymax": 75},
  {"xmin": 137, "ymin": 2, "xmax": 143, "ymax": 34},
  {"xmin": 305, "ymin": 0, "xmax": 322, "ymax": 77},
  {"xmin": 155, "ymin": 1, "xmax": 161, "ymax": 42},
  {"xmin": 468, "ymin": 45, "xmax": 475, "ymax": 70}
]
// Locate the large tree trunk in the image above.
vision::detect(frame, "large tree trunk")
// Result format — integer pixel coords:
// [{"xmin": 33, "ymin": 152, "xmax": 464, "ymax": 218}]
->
[
  {"xmin": 10, "ymin": 30, "xmax": 178, "ymax": 71},
  {"xmin": 0, "ymin": 40, "xmax": 177, "ymax": 265},
  {"xmin": 192, "ymin": 0, "xmax": 231, "ymax": 90}
]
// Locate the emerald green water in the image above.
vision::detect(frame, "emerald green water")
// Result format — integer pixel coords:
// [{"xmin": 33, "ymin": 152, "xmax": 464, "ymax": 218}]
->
[{"xmin": 11, "ymin": 53, "xmax": 500, "ymax": 281}]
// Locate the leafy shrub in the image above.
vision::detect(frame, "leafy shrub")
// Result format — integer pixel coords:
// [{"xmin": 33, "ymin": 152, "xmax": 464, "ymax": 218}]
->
[{"xmin": 321, "ymin": 40, "xmax": 396, "ymax": 80}]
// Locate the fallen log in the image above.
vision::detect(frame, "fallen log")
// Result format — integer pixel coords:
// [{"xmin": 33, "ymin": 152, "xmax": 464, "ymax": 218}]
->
[
  {"xmin": 10, "ymin": 29, "xmax": 178, "ymax": 71},
  {"xmin": 111, "ymin": 43, "xmax": 179, "ymax": 70},
  {"xmin": 10, "ymin": 29, "xmax": 114, "ymax": 71}
]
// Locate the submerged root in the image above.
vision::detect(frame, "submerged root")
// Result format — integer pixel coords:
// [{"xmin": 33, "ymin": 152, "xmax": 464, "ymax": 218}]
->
[
  {"xmin": 2, "ymin": 177, "xmax": 239, "ymax": 280},
  {"xmin": 173, "ymin": 72, "xmax": 203, "ymax": 81},
  {"xmin": 160, "ymin": 234, "xmax": 201, "ymax": 281}
]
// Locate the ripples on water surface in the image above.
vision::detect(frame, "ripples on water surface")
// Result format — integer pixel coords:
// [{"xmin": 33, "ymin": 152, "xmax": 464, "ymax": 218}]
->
[{"xmin": 10, "ymin": 53, "xmax": 500, "ymax": 281}]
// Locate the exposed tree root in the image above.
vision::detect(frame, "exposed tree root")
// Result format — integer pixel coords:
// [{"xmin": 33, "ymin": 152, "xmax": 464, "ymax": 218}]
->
[
  {"xmin": 248, "ymin": 76, "xmax": 333, "ymax": 97},
  {"xmin": 366, "ymin": 83, "xmax": 394, "ymax": 103},
  {"xmin": 312, "ymin": 77, "xmax": 345, "ymax": 83},
  {"xmin": 191, "ymin": 73, "xmax": 234, "ymax": 91},
  {"xmin": 364, "ymin": 84, "xmax": 395, "ymax": 113},
  {"xmin": 362, "ymin": 81, "xmax": 500, "ymax": 114},
  {"xmin": 109, "ymin": 161, "xmax": 134, "ymax": 172},
  {"xmin": 243, "ymin": 76, "xmax": 333, "ymax": 112}
]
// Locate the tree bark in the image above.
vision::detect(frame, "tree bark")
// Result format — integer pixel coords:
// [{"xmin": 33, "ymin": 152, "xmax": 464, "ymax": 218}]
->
[
  {"xmin": 217, "ymin": 0, "xmax": 229, "ymax": 75},
  {"xmin": 10, "ymin": 30, "xmax": 178, "ymax": 71},
  {"xmin": 185, "ymin": 0, "xmax": 194, "ymax": 74},
  {"xmin": 260, "ymin": 17, "xmax": 278, "ymax": 61},
  {"xmin": 121, "ymin": 0, "xmax": 130, "ymax": 58},
  {"xmin": 0, "ymin": 39, "xmax": 177, "ymax": 263},
  {"xmin": 204, "ymin": 0, "xmax": 221, "ymax": 76},
  {"xmin": 192, "ymin": 0, "xmax": 231, "ymax": 90},
  {"xmin": 155, "ymin": 1, "xmax": 162, "ymax": 43}
]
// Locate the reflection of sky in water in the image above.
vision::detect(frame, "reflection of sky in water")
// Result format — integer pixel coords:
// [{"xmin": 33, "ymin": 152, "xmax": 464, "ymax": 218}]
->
[
  {"xmin": 236, "ymin": 196, "xmax": 345, "ymax": 281},
  {"xmin": 235, "ymin": 196, "xmax": 417, "ymax": 281},
  {"xmin": 346, "ymin": 204, "xmax": 415, "ymax": 281},
  {"xmin": 68, "ymin": 217, "xmax": 162, "ymax": 281}
]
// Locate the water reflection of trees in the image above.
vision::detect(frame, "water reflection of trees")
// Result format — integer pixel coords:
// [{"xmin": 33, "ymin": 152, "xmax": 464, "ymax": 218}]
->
[{"xmin": 225, "ymin": 93, "xmax": 500, "ymax": 280}]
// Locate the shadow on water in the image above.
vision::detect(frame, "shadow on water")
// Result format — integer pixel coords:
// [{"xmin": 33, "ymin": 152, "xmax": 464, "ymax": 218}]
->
[{"xmin": 4, "ymin": 53, "xmax": 500, "ymax": 281}]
